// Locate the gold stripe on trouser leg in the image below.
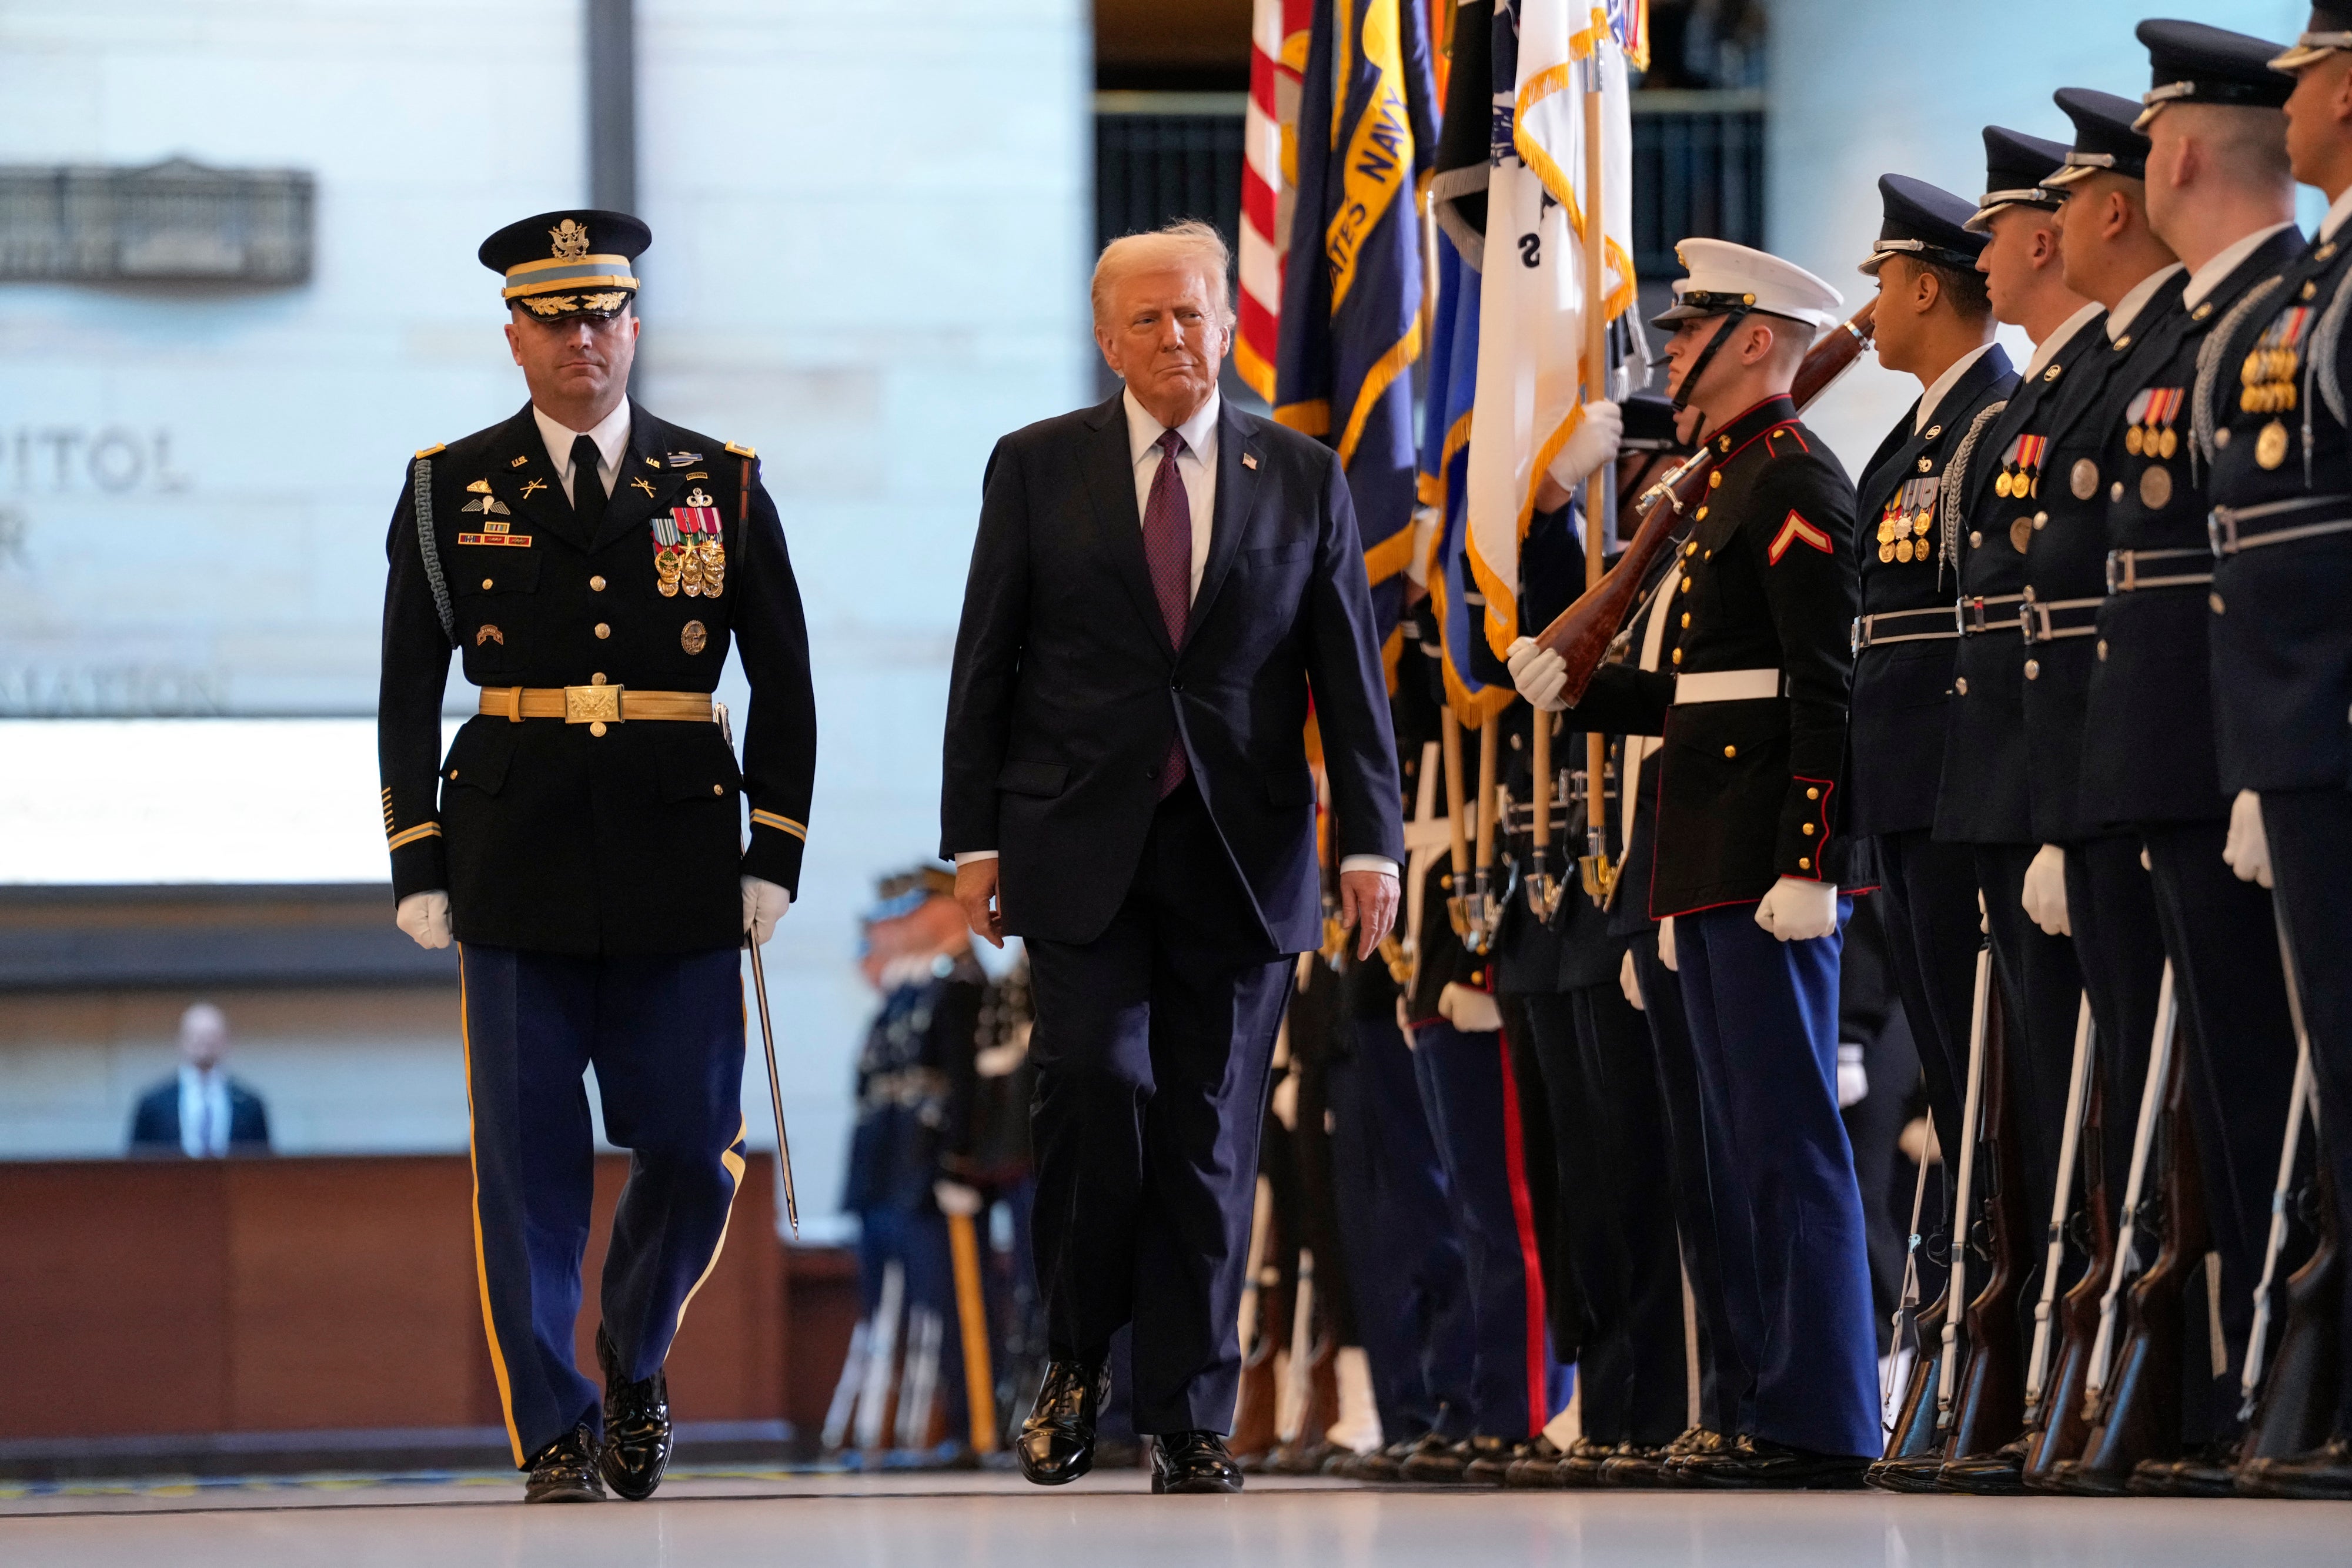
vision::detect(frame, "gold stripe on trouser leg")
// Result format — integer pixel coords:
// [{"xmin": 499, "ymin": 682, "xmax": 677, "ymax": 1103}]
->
[
  {"xmin": 457, "ymin": 944, "xmax": 526, "ymax": 1468},
  {"xmin": 674, "ymin": 1115, "xmax": 749, "ymax": 1335}
]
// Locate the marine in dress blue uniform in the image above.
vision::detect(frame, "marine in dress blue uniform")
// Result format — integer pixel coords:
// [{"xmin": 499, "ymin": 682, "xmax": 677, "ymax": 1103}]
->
[
  {"xmin": 1846, "ymin": 174, "xmax": 2019, "ymax": 1276},
  {"xmin": 1512, "ymin": 240, "xmax": 1878, "ymax": 1485},
  {"xmin": 376, "ymin": 210, "xmax": 817, "ymax": 1502},
  {"xmin": 2067, "ymin": 22, "xmax": 2304, "ymax": 1488},
  {"xmin": 2210, "ymin": 9, "xmax": 2352, "ymax": 1502}
]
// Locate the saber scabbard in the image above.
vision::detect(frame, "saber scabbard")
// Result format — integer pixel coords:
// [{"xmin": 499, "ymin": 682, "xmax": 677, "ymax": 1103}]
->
[{"xmin": 746, "ymin": 932, "xmax": 801, "ymax": 1235}]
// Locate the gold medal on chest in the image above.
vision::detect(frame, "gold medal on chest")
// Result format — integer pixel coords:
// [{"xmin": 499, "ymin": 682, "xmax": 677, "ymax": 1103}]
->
[{"xmin": 2256, "ymin": 420, "xmax": 2291, "ymax": 470}]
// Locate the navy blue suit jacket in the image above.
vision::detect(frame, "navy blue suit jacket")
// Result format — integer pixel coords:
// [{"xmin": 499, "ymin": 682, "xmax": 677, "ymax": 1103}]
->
[
  {"xmin": 128, "ymin": 1078, "xmax": 272, "ymax": 1155},
  {"xmin": 941, "ymin": 393, "xmax": 1404, "ymax": 952}
]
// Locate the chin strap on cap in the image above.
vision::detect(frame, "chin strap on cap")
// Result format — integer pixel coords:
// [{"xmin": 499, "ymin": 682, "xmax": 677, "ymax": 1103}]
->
[{"xmin": 1668, "ymin": 305, "xmax": 1755, "ymax": 433}]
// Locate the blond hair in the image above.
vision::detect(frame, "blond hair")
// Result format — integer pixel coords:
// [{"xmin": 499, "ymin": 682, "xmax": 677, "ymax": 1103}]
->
[{"xmin": 1091, "ymin": 220, "xmax": 1234, "ymax": 327}]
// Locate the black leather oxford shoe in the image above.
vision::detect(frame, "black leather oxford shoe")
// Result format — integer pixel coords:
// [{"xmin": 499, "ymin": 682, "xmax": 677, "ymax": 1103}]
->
[
  {"xmin": 1680, "ymin": 1435, "xmax": 1870, "ymax": 1490},
  {"xmin": 1152, "ymin": 1429, "xmax": 1244, "ymax": 1493},
  {"xmin": 1017, "ymin": 1359, "xmax": 1111, "ymax": 1486},
  {"xmin": 524, "ymin": 1420, "xmax": 607, "ymax": 1503},
  {"xmin": 596, "ymin": 1326, "xmax": 673, "ymax": 1501},
  {"xmin": 2239, "ymin": 1436, "xmax": 2352, "ymax": 1500}
]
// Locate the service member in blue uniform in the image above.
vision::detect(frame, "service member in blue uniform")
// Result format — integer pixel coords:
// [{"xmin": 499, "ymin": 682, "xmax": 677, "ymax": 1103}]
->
[
  {"xmin": 378, "ymin": 210, "xmax": 817, "ymax": 1503},
  {"xmin": 1932, "ymin": 123, "xmax": 2107, "ymax": 1496},
  {"xmin": 2070, "ymin": 21, "xmax": 2306, "ymax": 1492},
  {"xmin": 1510, "ymin": 239, "xmax": 1877, "ymax": 1487},
  {"xmin": 2013, "ymin": 90, "xmax": 2182, "ymax": 1263},
  {"xmin": 2210, "ymin": 9, "xmax": 2352, "ymax": 1502},
  {"xmin": 1846, "ymin": 173, "xmax": 2018, "ymax": 1259}
]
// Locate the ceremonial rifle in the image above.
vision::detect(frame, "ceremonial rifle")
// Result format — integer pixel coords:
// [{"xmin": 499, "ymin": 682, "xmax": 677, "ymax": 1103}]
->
[
  {"xmin": 1527, "ymin": 297, "xmax": 1879, "ymax": 708},
  {"xmin": 1945, "ymin": 962, "xmax": 2029, "ymax": 1459},
  {"xmin": 2022, "ymin": 1052, "xmax": 2113, "ymax": 1485}
]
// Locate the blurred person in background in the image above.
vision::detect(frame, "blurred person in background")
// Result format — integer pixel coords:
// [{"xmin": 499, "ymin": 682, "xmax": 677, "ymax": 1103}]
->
[{"xmin": 127, "ymin": 1001, "xmax": 271, "ymax": 1158}]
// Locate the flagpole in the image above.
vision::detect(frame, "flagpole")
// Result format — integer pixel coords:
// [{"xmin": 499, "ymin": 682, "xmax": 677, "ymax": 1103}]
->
[{"xmin": 1578, "ymin": 68, "xmax": 1612, "ymax": 905}]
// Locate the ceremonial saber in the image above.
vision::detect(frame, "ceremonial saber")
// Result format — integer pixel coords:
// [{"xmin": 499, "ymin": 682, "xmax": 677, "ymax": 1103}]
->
[
  {"xmin": 746, "ymin": 932, "xmax": 801, "ymax": 1236},
  {"xmin": 2023, "ymin": 993, "xmax": 2096, "ymax": 1423},
  {"xmin": 2241, "ymin": 897, "xmax": 2320, "ymax": 1422},
  {"xmin": 2087, "ymin": 958, "xmax": 2179, "ymax": 1403},
  {"xmin": 1936, "ymin": 941, "xmax": 1994, "ymax": 1428}
]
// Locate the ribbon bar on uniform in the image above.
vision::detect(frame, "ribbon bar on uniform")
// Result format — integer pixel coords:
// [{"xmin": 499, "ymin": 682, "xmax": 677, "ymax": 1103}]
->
[{"xmin": 1672, "ymin": 668, "xmax": 1783, "ymax": 704}]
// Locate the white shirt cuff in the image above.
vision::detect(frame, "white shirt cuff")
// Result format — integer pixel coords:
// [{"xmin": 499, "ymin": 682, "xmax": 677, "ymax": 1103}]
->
[
  {"xmin": 1338, "ymin": 855, "xmax": 1398, "ymax": 878},
  {"xmin": 952, "ymin": 851, "xmax": 999, "ymax": 865}
]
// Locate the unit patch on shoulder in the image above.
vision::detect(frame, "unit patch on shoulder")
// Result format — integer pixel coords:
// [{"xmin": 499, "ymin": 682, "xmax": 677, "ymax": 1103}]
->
[{"xmin": 1768, "ymin": 511, "xmax": 1833, "ymax": 564}]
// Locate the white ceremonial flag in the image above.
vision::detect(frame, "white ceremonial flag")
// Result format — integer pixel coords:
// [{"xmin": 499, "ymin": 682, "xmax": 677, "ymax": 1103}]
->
[{"xmin": 1461, "ymin": 0, "xmax": 1641, "ymax": 658}]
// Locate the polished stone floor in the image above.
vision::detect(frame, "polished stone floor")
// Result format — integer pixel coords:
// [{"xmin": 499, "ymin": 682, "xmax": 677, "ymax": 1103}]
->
[{"xmin": 2, "ymin": 1467, "xmax": 2346, "ymax": 1567}]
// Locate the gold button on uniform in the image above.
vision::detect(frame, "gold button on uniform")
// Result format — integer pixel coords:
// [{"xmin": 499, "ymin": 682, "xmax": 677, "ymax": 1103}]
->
[
  {"xmin": 1672, "ymin": 648, "xmax": 1683, "ymax": 666},
  {"xmin": 589, "ymin": 721, "xmax": 607, "ymax": 737},
  {"xmin": 590, "ymin": 576, "xmax": 607, "ymax": 591},
  {"xmin": 1709, "ymin": 472, "xmax": 1722, "ymax": 489},
  {"xmin": 1806, "ymin": 787, "xmax": 1820, "ymax": 800},
  {"xmin": 592, "ymin": 673, "xmax": 606, "ymax": 685},
  {"xmin": 1723, "ymin": 745, "xmax": 1736, "ymax": 759},
  {"xmin": 712, "ymin": 784, "xmax": 723, "ymax": 796},
  {"xmin": 1799, "ymin": 857, "xmax": 1812, "ymax": 871},
  {"xmin": 2097, "ymin": 639, "xmax": 2107, "ymax": 660},
  {"xmin": 448, "ymin": 769, "xmax": 458, "ymax": 780},
  {"xmin": 1969, "ymin": 530, "xmax": 1982, "ymax": 548},
  {"xmin": 1680, "ymin": 579, "xmax": 1692, "ymax": 594},
  {"xmin": 2025, "ymin": 659, "xmax": 2040, "ymax": 680},
  {"xmin": 1802, "ymin": 823, "xmax": 1815, "ymax": 835},
  {"xmin": 1955, "ymin": 677, "xmax": 1969, "ymax": 695},
  {"xmin": 2210, "ymin": 593, "xmax": 2225, "ymax": 615},
  {"xmin": 1680, "ymin": 612, "xmax": 1690, "ymax": 628},
  {"xmin": 594, "ymin": 623, "xmax": 611, "ymax": 639},
  {"xmin": 482, "ymin": 578, "xmax": 494, "ymax": 590}
]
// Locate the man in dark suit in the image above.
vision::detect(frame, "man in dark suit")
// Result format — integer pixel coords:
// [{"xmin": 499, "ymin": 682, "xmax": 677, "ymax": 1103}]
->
[
  {"xmin": 127, "ymin": 1002, "xmax": 270, "ymax": 1157},
  {"xmin": 940, "ymin": 220, "xmax": 1404, "ymax": 1495}
]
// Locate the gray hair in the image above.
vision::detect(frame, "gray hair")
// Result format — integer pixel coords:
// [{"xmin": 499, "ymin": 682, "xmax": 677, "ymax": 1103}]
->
[{"xmin": 1091, "ymin": 220, "xmax": 1234, "ymax": 328}]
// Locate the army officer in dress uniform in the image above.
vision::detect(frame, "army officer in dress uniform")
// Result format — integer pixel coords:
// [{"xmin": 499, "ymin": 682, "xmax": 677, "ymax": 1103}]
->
[
  {"xmin": 2210, "ymin": 10, "xmax": 2352, "ymax": 1501},
  {"xmin": 377, "ymin": 209, "xmax": 817, "ymax": 1504},
  {"xmin": 1509, "ymin": 239, "xmax": 1877, "ymax": 1488}
]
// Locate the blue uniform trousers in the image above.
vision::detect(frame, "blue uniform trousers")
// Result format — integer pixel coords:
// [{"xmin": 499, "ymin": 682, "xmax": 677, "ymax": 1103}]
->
[
  {"xmin": 2257, "ymin": 788, "xmax": 2352, "ymax": 1433},
  {"xmin": 1675, "ymin": 900, "xmax": 1880, "ymax": 1459},
  {"xmin": 1409, "ymin": 1019, "xmax": 1572, "ymax": 1439},
  {"xmin": 1632, "ymin": 931, "xmax": 1743, "ymax": 1436},
  {"xmin": 1327, "ymin": 1013, "xmax": 1476, "ymax": 1442},
  {"xmin": 456, "ymin": 943, "xmax": 749, "ymax": 1467}
]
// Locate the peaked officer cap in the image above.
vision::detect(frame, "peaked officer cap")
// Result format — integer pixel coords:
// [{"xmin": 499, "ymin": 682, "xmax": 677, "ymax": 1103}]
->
[
  {"xmin": 1860, "ymin": 175, "xmax": 1989, "ymax": 276},
  {"xmin": 479, "ymin": 209, "xmax": 650, "ymax": 320},
  {"xmin": 2273, "ymin": 5, "xmax": 2352, "ymax": 71},
  {"xmin": 2133, "ymin": 18, "xmax": 2293, "ymax": 129},
  {"xmin": 2042, "ymin": 88, "xmax": 2154, "ymax": 188},
  {"xmin": 1965, "ymin": 125, "xmax": 2071, "ymax": 232},
  {"xmin": 1652, "ymin": 238, "xmax": 1844, "ymax": 334}
]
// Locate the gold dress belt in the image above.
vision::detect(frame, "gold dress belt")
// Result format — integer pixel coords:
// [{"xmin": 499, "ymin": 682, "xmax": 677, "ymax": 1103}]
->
[{"xmin": 477, "ymin": 684, "xmax": 714, "ymax": 724}]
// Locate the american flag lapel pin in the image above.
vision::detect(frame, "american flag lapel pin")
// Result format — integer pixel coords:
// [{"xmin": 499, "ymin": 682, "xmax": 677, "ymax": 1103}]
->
[{"xmin": 1242, "ymin": 451, "xmax": 1258, "ymax": 470}]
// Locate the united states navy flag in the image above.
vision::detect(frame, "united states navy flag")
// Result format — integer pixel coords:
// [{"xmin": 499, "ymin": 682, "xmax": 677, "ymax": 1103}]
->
[{"xmin": 1274, "ymin": 0, "xmax": 1439, "ymax": 653}]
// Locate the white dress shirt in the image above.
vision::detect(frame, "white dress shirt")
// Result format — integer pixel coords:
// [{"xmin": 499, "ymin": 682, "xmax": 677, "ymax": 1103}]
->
[
  {"xmin": 2106, "ymin": 262, "xmax": 2187, "ymax": 342},
  {"xmin": 533, "ymin": 400, "xmax": 633, "ymax": 507},
  {"xmin": 2323, "ymin": 185, "xmax": 2352, "ymax": 243},
  {"xmin": 2025, "ymin": 300, "xmax": 2106, "ymax": 382},
  {"xmin": 178, "ymin": 1063, "xmax": 230, "ymax": 1159},
  {"xmin": 2184, "ymin": 222, "xmax": 2300, "ymax": 310},
  {"xmin": 958, "ymin": 383, "xmax": 1395, "ymax": 881},
  {"xmin": 1913, "ymin": 342, "xmax": 1998, "ymax": 435},
  {"xmin": 1124, "ymin": 385, "xmax": 1220, "ymax": 603}
]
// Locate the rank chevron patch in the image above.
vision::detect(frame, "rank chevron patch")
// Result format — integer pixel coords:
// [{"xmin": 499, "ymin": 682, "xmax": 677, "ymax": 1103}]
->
[{"xmin": 1768, "ymin": 510, "xmax": 1833, "ymax": 564}]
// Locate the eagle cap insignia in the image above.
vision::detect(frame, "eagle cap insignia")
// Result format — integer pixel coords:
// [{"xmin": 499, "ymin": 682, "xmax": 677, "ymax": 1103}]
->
[{"xmin": 550, "ymin": 219, "xmax": 590, "ymax": 259}]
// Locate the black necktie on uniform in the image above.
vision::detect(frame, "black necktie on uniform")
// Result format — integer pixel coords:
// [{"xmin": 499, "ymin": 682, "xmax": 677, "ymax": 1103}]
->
[{"xmin": 570, "ymin": 434, "xmax": 607, "ymax": 529}]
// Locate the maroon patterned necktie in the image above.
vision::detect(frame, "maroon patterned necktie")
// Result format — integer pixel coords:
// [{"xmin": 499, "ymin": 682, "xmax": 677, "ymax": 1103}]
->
[{"xmin": 1142, "ymin": 428, "xmax": 1193, "ymax": 797}]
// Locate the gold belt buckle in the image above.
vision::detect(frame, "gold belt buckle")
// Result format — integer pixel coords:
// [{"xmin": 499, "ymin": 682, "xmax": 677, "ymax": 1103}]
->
[{"xmin": 563, "ymin": 683, "xmax": 623, "ymax": 724}]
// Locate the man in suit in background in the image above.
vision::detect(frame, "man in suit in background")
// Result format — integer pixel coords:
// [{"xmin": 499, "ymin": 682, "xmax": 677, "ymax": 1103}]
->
[
  {"xmin": 128, "ymin": 1002, "xmax": 271, "ymax": 1158},
  {"xmin": 941, "ymin": 220, "xmax": 1404, "ymax": 1495}
]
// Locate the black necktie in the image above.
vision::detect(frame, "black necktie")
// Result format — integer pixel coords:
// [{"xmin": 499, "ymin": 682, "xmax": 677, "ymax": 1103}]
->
[{"xmin": 570, "ymin": 434, "xmax": 607, "ymax": 529}]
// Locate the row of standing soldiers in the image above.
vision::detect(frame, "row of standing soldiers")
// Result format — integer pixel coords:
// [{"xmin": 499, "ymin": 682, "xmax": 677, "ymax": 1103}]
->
[{"xmin": 1224, "ymin": 14, "xmax": 2352, "ymax": 1499}]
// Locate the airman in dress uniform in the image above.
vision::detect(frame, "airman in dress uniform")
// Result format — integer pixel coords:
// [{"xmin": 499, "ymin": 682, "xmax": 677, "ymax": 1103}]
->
[
  {"xmin": 1509, "ymin": 239, "xmax": 1877, "ymax": 1487},
  {"xmin": 2208, "ymin": 8, "xmax": 2352, "ymax": 1501},
  {"xmin": 2070, "ymin": 21, "xmax": 2304, "ymax": 1495},
  {"xmin": 377, "ymin": 209, "xmax": 817, "ymax": 1503}
]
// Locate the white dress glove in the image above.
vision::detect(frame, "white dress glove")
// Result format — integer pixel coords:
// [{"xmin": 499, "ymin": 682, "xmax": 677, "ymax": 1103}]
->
[
  {"xmin": 1658, "ymin": 915, "xmax": 1679, "ymax": 972},
  {"xmin": 1620, "ymin": 947, "xmax": 1646, "ymax": 1012},
  {"xmin": 2021, "ymin": 843, "xmax": 2072, "ymax": 937},
  {"xmin": 1506, "ymin": 636, "xmax": 1571, "ymax": 712},
  {"xmin": 1836, "ymin": 1043, "xmax": 1869, "ymax": 1109},
  {"xmin": 743, "ymin": 875, "xmax": 791, "ymax": 944},
  {"xmin": 1755, "ymin": 877, "xmax": 1839, "ymax": 942},
  {"xmin": 1438, "ymin": 982, "xmax": 1504, "ymax": 1033},
  {"xmin": 1546, "ymin": 400, "xmax": 1625, "ymax": 494},
  {"xmin": 396, "ymin": 890, "xmax": 451, "ymax": 950},
  {"xmin": 933, "ymin": 1179, "xmax": 983, "ymax": 1218},
  {"xmin": 2224, "ymin": 788, "xmax": 2274, "ymax": 889}
]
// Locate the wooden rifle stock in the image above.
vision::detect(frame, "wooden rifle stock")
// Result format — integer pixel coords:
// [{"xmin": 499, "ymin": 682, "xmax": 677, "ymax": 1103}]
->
[
  {"xmin": 1947, "ymin": 984, "xmax": 2030, "ymax": 1457},
  {"xmin": 1530, "ymin": 297, "xmax": 1879, "ymax": 705},
  {"xmin": 2024, "ymin": 1068, "xmax": 2113, "ymax": 1485}
]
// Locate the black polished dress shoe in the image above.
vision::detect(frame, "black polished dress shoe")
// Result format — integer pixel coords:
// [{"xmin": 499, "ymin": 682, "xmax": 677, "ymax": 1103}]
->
[
  {"xmin": 2238, "ymin": 1436, "xmax": 2352, "ymax": 1499},
  {"xmin": 1017, "ymin": 1359, "xmax": 1110, "ymax": 1486},
  {"xmin": 1398, "ymin": 1435, "xmax": 1474, "ymax": 1483},
  {"xmin": 1349, "ymin": 1433, "xmax": 1434, "ymax": 1481},
  {"xmin": 1502, "ymin": 1435, "xmax": 1568, "ymax": 1488},
  {"xmin": 1460, "ymin": 1435, "xmax": 1524, "ymax": 1486},
  {"xmin": 1555, "ymin": 1436, "xmax": 1621, "ymax": 1488},
  {"xmin": 1152, "ymin": 1429, "xmax": 1244, "ymax": 1493},
  {"xmin": 1650, "ymin": 1427, "xmax": 1732, "ymax": 1487},
  {"xmin": 524, "ymin": 1421, "xmax": 607, "ymax": 1503},
  {"xmin": 1936, "ymin": 1435, "xmax": 2029, "ymax": 1495},
  {"xmin": 2129, "ymin": 1439, "xmax": 2239, "ymax": 1497},
  {"xmin": 595, "ymin": 1326, "xmax": 673, "ymax": 1501},
  {"xmin": 1681, "ymin": 1435, "xmax": 1871, "ymax": 1490},
  {"xmin": 1864, "ymin": 1449, "xmax": 1949, "ymax": 1494}
]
